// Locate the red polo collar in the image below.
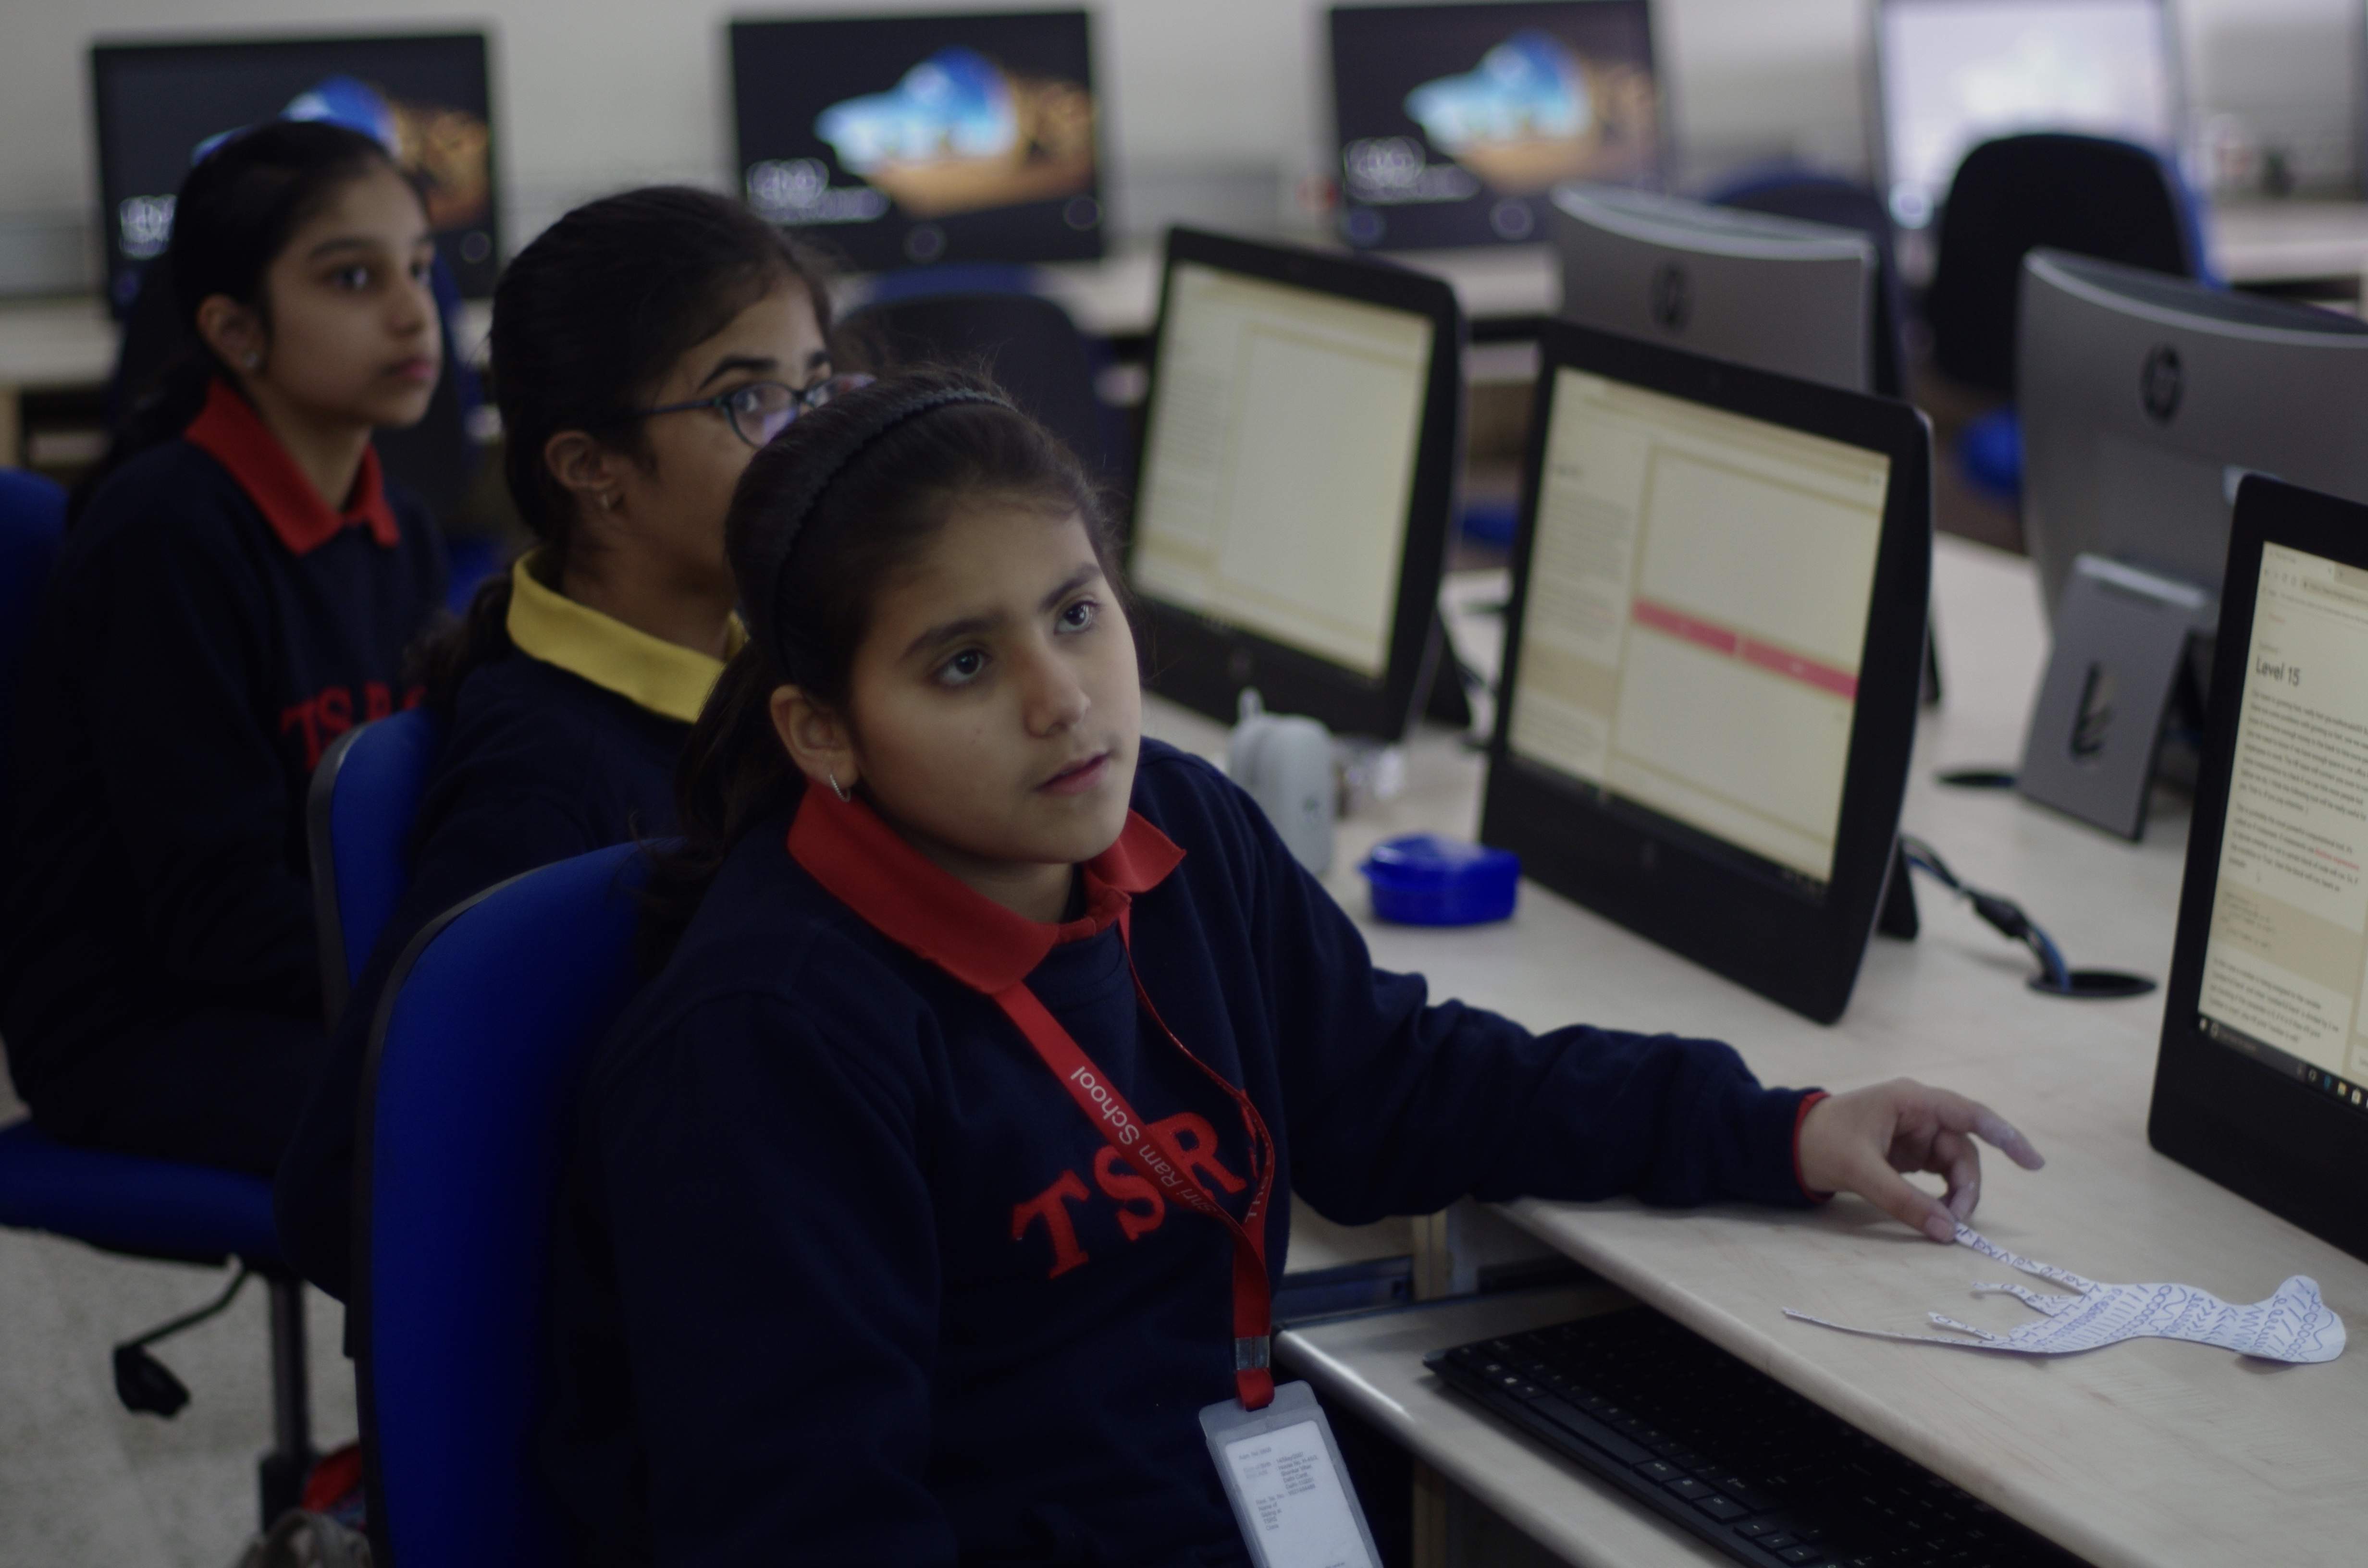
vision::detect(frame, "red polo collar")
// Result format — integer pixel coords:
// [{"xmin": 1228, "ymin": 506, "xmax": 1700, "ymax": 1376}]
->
[
  {"xmin": 184, "ymin": 378, "xmax": 400, "ymax": 556},
  {"xmin": 786, "ymin": 781, "xmax": 1185, "ymax": 993}
]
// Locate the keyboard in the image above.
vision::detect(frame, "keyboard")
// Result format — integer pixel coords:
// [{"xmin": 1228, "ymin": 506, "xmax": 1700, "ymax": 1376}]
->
[{"xmin": 1427, "ymin": 1308, "xmax": 2085, "ymax": 1568}]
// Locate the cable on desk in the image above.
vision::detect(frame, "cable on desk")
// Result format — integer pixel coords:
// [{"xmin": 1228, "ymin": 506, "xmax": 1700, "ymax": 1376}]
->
[{"xmin": 1899, "ymin": 835, "xmax": 2156, "ymax": 999}]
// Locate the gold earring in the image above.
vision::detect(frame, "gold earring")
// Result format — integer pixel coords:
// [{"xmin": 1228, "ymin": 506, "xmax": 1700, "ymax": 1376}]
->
[
  {"xmin": 826, "ymin": 770, "xmax": 851, "ymax": 803},
  {"xmin": 602, "ymin": 492, "xmax": 621, "ymax": 513}
]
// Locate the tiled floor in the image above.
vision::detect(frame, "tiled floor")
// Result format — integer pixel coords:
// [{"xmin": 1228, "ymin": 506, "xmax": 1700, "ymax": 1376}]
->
[{"xmin": 0, "ymin": 1071, "xmax": 358, "ymax": 1568}]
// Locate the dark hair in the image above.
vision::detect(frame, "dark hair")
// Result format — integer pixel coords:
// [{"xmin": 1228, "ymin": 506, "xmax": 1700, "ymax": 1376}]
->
[
  {"xmin": 71, "ymin": 120, "xmax": 402, "ymax": 523},
  {"xmin": 636, "ymin": 368, "xmax": 1119, "ymax": 969},
  {"xmin": 417, "ymin": 186, "xmax": 839, "ymax": 709}
]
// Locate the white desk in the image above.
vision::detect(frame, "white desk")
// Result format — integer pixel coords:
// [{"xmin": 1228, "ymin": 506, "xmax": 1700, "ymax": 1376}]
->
[
  {"xmin": 1029, "ymin": 242, "xmax": 1560, "ymax": 343},
  {"xmin": 1001, "ymin": 198, "xmax": 2368, "ymax": 342},
  {"xmin": 2210, "ymin": 200, "xmax": 2368, "ymax": 292},
  {"xmin": 1144, "ymin": 536, "xmax": 2368, "ymax": 1567},
  {"xmin": 0, "ymin": 299, "xmax": 495, "ymax": 466},
  {"xmin": 10, "ymin": 197, "xmax": 2363, "ymax": 465}
]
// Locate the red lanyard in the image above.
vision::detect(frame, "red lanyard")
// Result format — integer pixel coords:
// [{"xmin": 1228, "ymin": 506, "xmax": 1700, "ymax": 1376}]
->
[{"xmin": 988, "ymin": 911, "xmax": 1278, "ymax": 1410}]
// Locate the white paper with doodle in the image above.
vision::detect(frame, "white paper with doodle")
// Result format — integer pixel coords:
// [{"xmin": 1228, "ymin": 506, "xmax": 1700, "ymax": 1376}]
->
[{"xmin": 1785, "ymin": 1225, "xmax": 2344, "ymax": 1363}]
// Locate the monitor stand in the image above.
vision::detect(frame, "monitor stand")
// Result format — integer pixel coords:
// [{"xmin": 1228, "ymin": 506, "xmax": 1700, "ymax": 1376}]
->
[
  {"xmin": 2017, "ymin": 554, "xmax": 2219, "ymax": 842},
  {"xmin": 1876, "ymin": 842, "xmax": 1918, "ymax": 940}
]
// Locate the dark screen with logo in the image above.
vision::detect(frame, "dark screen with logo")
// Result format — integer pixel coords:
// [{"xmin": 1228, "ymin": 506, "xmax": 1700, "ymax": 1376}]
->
[
  {"xmin": 1330, "ymin": 1, "xmax": 1659, "ymax": 252},
  {"xmin": 91, "ymin": 34, "xmax": 496, "ymax": 316},
  {"xmin": 730, "ymin": 10, "xmax": 1104, "ymax": 272}
]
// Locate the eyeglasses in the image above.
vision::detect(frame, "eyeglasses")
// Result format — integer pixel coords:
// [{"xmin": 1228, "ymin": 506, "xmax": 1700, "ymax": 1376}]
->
[{"xmin": 633, "ymin": 371, "xmax": 875, "ymax": 449}]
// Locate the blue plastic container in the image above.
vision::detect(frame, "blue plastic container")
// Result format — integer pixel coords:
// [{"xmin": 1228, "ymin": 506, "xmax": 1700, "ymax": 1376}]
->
[{"xmin": 1359, "ymin": 834, "xmax": 1519, "ymax": 926}]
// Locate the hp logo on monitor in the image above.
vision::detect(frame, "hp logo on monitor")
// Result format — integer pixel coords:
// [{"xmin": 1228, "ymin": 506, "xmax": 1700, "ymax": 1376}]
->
[
  {"xmin": 1650, "ymin": 262, "xmax": 1691, "ymax": 334},
  {"xmin": 2141, "ymin": 344, "xmax": 2183, "ymax": 425}
]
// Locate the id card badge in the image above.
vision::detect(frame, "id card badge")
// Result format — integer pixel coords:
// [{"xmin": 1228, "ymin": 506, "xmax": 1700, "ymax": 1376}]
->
[{"xmin": 1199, "ymin": 1381, "xmax": 1380, "ymax": 1568}]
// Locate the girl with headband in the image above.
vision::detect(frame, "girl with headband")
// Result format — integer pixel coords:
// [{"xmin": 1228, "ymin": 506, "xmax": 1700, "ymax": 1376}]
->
[{"xmin": 540, "ymin": 368, "xmax": 2046, "ymax": 1563}]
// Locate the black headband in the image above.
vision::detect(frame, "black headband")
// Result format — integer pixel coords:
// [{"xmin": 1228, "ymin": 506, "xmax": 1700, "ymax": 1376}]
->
[{"xmin": 739, "ymin": 384, "xmax": 1015, "ymax": 671}]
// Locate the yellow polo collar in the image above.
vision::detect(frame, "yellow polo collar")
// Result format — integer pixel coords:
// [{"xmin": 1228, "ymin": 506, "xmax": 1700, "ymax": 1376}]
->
[{"xmin": 505, "ymin": 555, "xmax": 743, "ymax": 725}]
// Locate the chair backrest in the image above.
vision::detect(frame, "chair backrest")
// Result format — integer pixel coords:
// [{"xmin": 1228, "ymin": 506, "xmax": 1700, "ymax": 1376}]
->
[
  {"xmin": 307, "ymin": 709, "xmax": 444, "ymax": 1028},
  {"xmin": 1711, "ymin": 171, "xmax": 1912, "ymax": 400},
  {"xmin": 1925, "ymin": 132, "xmax": 2205, "ymax": 396},
  {"xmin": 0, "ymin": 469, "xmax": 67, "ymax": 832},
  {"xmin": 844, "ymin": 289, "xmax": 1124, "ymax": 492},
  {"xmin": 356, "ymin": 842, "xmax": 649, "ymax": 1568}
]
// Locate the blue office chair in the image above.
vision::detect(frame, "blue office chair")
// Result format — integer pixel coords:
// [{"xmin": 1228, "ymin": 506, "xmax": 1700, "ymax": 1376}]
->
[
  {"xmin": 0, "ymin": 467, "xmax": 313, "ymax": 1529},
  {"xmin": 356, "ymin": 843, "xmax": 650, "ymax": 1567},
  {"xmin": 1924, "ymin": 133, "xmax": 2209, "ymax": 504},
  {"xmin": 307, "ymin": 710, "xmax": 446, "ymax": 1028},
  {"xmin": 0, "ymin": 469, "xmax": 66, "ymax": 828},
  {"xmin": 844, "ymin": 289, "xmax": 1129, "ymax": 499}
]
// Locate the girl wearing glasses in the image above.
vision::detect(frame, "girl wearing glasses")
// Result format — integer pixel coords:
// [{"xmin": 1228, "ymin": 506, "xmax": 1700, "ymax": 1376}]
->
[{"xmin": 276, "ymin": 185, "xmax": 854, "ymax": 1299}]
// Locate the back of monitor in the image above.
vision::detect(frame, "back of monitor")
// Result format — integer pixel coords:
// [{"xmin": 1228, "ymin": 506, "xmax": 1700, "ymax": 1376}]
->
[
  {"xmin": 1549, "ymin": 184, "xmax": 1876, "ymax": 394},
  {"xmin": 2021, "ymin": 250, "xmax": 2368, "ymax": 623}
]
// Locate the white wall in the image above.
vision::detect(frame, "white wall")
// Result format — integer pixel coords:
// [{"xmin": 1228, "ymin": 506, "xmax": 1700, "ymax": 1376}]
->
[{"xmin": 0, "ymin": 0, "xmax": 2358, "ymax": 291}]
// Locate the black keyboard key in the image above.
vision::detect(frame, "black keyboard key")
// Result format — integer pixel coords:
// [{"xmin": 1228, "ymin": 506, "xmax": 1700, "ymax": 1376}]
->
[
  {"xmin": 1536, "ymin": 1406, "xmax": 1653, "ymax": 1467},
  {"xmin": 1762, "ymin": 1533, "xmax": 1799, "ymax": 1550},
  {"xmin": 1779, "ymin": 1547, "xmax": 1830, "ymax": 1566},
  {"xmin": 1694, "ymin": 1494, "xmax": 1750, "ymax": 1522},
  {"xmin": 1634, "ymin": 1459, "xmax": 1681, "ymax": 1483},
  {"xmin": 1735, "ymin": 1520, "xmax": 1776, "ymax": 1540},
  {"xmin": 1700, "ymin": 1471, "xmax": 1775, "ymax": 1513},
  {"xmin": 1665, "ymin": 1478, "xmax": 1714, "ymax": 1501}
]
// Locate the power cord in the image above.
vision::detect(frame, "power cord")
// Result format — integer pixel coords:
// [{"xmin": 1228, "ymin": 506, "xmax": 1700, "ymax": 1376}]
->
[{"xmin": 1898, "ymin": 835, "xmax": 2156, "ymax": 999}]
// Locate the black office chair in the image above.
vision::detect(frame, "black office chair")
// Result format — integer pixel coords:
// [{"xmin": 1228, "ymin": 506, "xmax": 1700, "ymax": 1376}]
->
[
  {"xmin": 1711, "ymin": 170, "xmax": 1912, "ymax": 400},
  {"xmin": 843, "ymin": 290, "xmax": 1126, "ymax": 500},
  {"xmin": 1924, "ymin": 133, "xmax": 2206, "ymax": 399},
  {"xmin": 108, "ymin": 254, "xmax": 480, "ymax": 527}
]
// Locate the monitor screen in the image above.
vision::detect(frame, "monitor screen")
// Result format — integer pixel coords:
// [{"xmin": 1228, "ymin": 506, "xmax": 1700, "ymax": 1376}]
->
[
  {"xmin": 729, "ymin": 10, "xmax": 1103, "ymax": 272},
  {"xmin": 1329, "ymin": 1, "xmax": 1660, "ymax": 252},
  {"xmin": 1130, "ymin": 261, "xmax": 1436, "ymax": 682},
  {"xmin": 2194, "ymin": 539, "xmax": 2368, "ymax": 1115},
  {"xmin": 90, "ymin": 34, "xmax": 497, "ymax": 314},
  {"xmin": 1876, "ymin": 0, "xmax": 2178, "ymax": 229},
  {"xmin": 1503, "ymin": 367, "xmax": 1892, "ymax": 893}
]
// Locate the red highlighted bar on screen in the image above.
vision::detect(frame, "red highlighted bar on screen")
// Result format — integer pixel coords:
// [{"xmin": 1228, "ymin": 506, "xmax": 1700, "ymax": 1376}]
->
[
  {"xmin": 1631, "ymin": 596, "xmax": 1858, "ymax": 701},
  {"xmin": 1630, "ymin": 598, "xmax": 1737, "ymax": 656}
]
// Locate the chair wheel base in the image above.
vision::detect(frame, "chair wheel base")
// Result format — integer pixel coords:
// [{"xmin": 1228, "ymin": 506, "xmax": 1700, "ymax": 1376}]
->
[
  {"xmin": 112, "ymin": 1343, "xmax": 191, "ymax": 1417},
  {"xmin": 258, "ymin": 1446, "xmax": 316, "ymax": 1530}
]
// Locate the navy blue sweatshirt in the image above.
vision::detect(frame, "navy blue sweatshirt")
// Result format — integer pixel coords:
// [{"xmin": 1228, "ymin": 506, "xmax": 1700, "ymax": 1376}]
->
[
  {"xmin": 542, "ymin": 739, "xmax": 1821, "ymax": 1567},
  {"xmin": 276, "ymin": 556, "xmax": 732, "ymax": 1300},
  {"xmin": 2, "ymin": 380, "xmax": 444, "ymax": 1098}
]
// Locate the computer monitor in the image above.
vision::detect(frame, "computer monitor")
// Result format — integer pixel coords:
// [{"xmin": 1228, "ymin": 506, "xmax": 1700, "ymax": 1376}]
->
[
  {"xmin": 1329, "ymin": 1, "xmax": 1660, "ymax": 252},
  {"xmin": 2155, "ymin": 476, "xmax": 2368, "ymax": 1264},
  {"xmin": 1481, "ymin": 321, "xmax": 1931, "ymax": 1023},
  {"xmin": 729, "ymin": 10, "xmax": 1104, "ymax": 272},
  {"xmin": 1875, "ymin": 0, "xmax": 2182, "ymax": 230},
  {"xmin": 89, "ymin": 33, "xmax": 497, "ymax": 315},
  {"xmin": 2020, "ymin": 250, "xmax": 2368, "ymax": 627},
  {"xmin": 1549, "ymin": 185, "xmax": 1877, "ymax": 394},
  {"xmin": 1126, "ymin": 228, "xmax": 1465, "ymax": 741}
]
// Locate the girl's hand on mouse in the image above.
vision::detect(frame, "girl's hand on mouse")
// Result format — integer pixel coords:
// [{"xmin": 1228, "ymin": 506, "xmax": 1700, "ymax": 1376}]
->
[{"xmin": 1797, "ymin": 1079, "xmax": 2045, "ymax": 1241}]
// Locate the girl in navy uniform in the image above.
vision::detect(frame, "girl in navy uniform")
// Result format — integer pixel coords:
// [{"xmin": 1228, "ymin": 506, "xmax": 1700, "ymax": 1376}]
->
[
  {"xmin": 274, "ymin": 187, "xmax": 850, "ymax": 1299},
  {"xmin": 2, "ymin": 122, "xmax": 446, "ymax": 1176},
  {"xmin": 543, "ymin": 372, "xmax": 2046, "ymax": 1565}
]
